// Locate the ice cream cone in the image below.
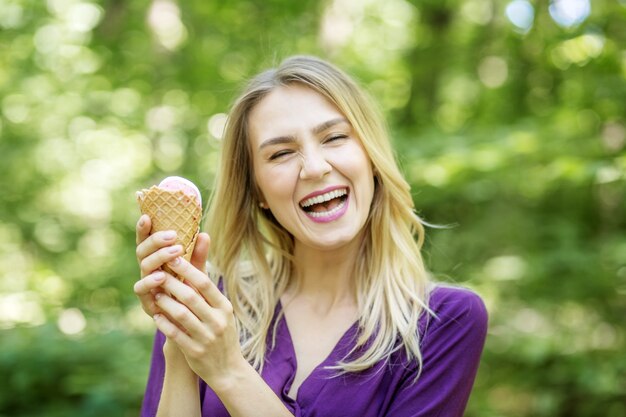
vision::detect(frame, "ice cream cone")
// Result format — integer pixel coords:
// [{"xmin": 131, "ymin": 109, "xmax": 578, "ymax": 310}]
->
[{"xmin": 137, "ymin": 185, "xmax": 202, "ymax": 280}]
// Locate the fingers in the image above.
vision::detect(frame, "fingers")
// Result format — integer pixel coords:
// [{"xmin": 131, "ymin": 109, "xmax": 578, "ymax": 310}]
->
[
  {"xmin": 134, "ymin": 270, "xmax": 166, "ymax": 296},
  {"xmin": 135, "ymin": 213, "xmax": 183, "ymax": 278},
  {"xmin": 138, "ymin": 242, "xmax": 184, "ymax": 278},
  {"xmin": 166, "ymin": 256, "xmax": 229, "ymax": 310},
  {"xmin": 136, "ymin": 214, "xmax": 151, "ymax": 245},
  {"xmin": 155, "ymin": 279, "xmax": 231, "ymax": 348},
  {"xmin": 133, "ymin": 271, "xmax": 167, "ymax": 316},
  {"xmin": 154, "ymin": 290, "xmax": 211, "ymax": 336},
  {"xmin": 190, "ymin": 233, "xmax": 210, "ymax": 273},
  {"xmin": 153, "ymin": 313, "xmax": 197, "ymax": 351},
  {"xmin": 136, "ymin": 229, "xmax": 179, "ymax": 262}
]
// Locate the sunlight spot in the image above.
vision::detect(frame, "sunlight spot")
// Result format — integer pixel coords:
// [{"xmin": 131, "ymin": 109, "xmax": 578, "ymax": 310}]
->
[
  {"xmin": 0, "ymin": 292, "xmax": 45, "ymax": 329},
  {"xmin": 73, "ymin": 47, "xmax": 102, "ymax": 74},
  {"xmin": 485, "ymin": 255, "xmax": 527, "ymax": 281},
  {"xmin": 146, "ymin": 105, "xmax": 176, "ymax": 132},
  {"xmin": 111, "ymin": 88, "xmax": 142, "ymax": 117},
  {"xmin": 207, "ymin": 113, "xmax": 228, "ymax": 140},
  {"xmin": 0, "ymin": 2, "xmax": 24, "ymax": 29},
  {"xmin": 436, "ymin": 103, "xmax": 470, "ymax": 132},
  {"xmin": 478, "ymin": 56, "xmax": 508, "ymax": 88},
  {"xmin": 0, "ymin": 225, "xmax": 30, "ymax": 292},
  {"xmin": 505, "ymin": 0, "xmax": 534, "ymax": 33},
  {"xmin": 422, "ymin": 163, "xmax": 449, "ymax": 187},
  {"xmin": 2, "ymin": 94, "xmax": 30, "ymax": 123},
  {"xmin": 78, "ymin": 228, "xmax": 120, "ymax": 259},
  {"xmin": 595, "ymin": 166, "xmax": 622, "ymax": 184},
  {"xmin": 552, "ymin": 33, "xmax": 605, "ymax": 68},
  {"xmin": 472, "ymin": 148, "xmax": 502, "ymax": 171},
  {"xmin": 59, "ymin": 178, "xmax": 112, "ymax": 223},
  {"xmin": 319, "ymin": 0, "xmax": 416, "ymax": 61},
  {"xmin": 66, "ymin": 2, "xmax": 102, "ymax": 33},
  {"xmin": 601, "ymin": 123, "xmax": 626, "ymax": 152},
  {"xmin": 33, "ymin": 23, "xmax": 62, "ymax": 55},
  {"xmin": 154, "ymin": 134, "xmax": 186, "ymax": 171},
  {"xmin": 147, "ymin": 0, "xmax": 187, "ymax": 51},
  {"xmin": 549, "ymin": 0, "xmax": 590, "ymax": 28},
  {"xmin": 39, "ymin": 275, "xmax": 69, "ymax": 306},
  {"xmin": 511, "ymin": 308, "xmax": 549, "ymax": 334},
  {"xmin": 591, "ymin": 322, "xmax": 619, "ymax": 349},
  {"xmin": 58, "ymin": 308, "xmax": 86, "ymax": 335},
  {"xmin": 47, "ymin": 0, "xmax": 75, "ymax": 16},
  {"xmin": 461, "ymin": 0, "xmax": 494, "ymax": 25},
  {"xmin": 34, "ymin": 218, "xmax": 69, "ymax": 252},
  {"xmin": 320, "ymin": 6, "xmax": 355, "ymax": 49}
]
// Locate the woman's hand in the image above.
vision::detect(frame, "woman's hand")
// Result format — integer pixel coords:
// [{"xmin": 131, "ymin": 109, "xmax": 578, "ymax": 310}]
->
[
  {"xmin": 152, "ymin": 256, "xmax": 245, "ymax": 388},
  {"xmin": 133, "ymin": 213, "xmax": 210, "ymax": 317}
]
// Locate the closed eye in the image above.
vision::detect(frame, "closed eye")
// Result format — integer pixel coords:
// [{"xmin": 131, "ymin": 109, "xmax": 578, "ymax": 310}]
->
[
  {"xmin": 324, "ymin": 134, "xmax": 348, "ymax": 143},
  {"xmin": 269, "ymin": 149, "xmax": 294, "ymax": 160}
]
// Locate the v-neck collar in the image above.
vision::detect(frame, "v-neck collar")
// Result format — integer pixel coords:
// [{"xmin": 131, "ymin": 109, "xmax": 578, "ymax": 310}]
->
[{"xmin": 275, "ymin": 300, "xmax": 360, "ymax": 404}]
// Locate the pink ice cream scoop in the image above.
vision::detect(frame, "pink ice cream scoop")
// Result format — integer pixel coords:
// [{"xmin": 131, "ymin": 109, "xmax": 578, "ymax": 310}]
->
[{"xmin": 158, "ymin": 176, "xmax": 202, "ymax": 207}]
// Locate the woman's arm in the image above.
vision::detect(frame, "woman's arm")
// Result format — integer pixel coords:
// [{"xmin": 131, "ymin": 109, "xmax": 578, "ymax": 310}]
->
[
  {"xmin": 153, "ymin": 257, "xmax": 293, "ymax": 417},
  {"xmin": 135, "ymin": 214, "xmax": 292, "ymax": 416},
  {"xmin": 134, "ymin": 214, "xmax": 205, "ymax": 417},
  {"xmin": 156, "ymin": 341, "xmax": 201, "ymax": 417}
]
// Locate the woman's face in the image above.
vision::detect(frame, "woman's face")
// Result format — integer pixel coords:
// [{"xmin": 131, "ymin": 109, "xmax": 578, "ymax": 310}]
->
[{"xmin": 248, "ymin": 83, "xmax": 375, "ymax": 251}]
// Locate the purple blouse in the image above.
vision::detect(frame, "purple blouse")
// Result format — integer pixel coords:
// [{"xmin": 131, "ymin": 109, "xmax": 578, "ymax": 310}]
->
[{"xmin": 141, "ymin": 286, "xmax": 488, "ymax": 417}]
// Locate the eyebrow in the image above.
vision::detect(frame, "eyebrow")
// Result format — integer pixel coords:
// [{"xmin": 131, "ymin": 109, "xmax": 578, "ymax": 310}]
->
[
  {"xmin": 258, "ymin": 117, "xmax": 349, "ymax": 151},
  {"xmin": 312, "ymin": 117, "xmax": 349, "ymax": 135}
]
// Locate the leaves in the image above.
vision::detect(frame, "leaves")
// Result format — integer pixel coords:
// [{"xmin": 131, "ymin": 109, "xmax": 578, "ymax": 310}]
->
[{"xmin": 0, "ymin": 1, "xmax": 624, "ymax": 416}]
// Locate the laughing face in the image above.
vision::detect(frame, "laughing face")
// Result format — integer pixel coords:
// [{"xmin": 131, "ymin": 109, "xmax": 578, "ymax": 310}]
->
[{"xmin": 248, "ymin": 83, "xmax": 375, "ymax": 251}]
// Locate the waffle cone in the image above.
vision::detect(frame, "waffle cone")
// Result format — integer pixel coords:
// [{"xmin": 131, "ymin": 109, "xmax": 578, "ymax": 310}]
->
[{"xmin": 137, "ymin": 186, "xmax": 202, "ymax": 280}]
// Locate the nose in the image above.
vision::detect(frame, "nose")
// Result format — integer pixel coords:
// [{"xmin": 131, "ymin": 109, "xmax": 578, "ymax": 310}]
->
[{"xmin": 299, "ymin": 148, "xmax": 331, "ymax": 180}]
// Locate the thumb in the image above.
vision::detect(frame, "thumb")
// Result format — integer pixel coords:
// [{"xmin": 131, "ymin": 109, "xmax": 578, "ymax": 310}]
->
[{"xmin": 190, "ymin": 232, "xmax": 210, "ymax": 274}]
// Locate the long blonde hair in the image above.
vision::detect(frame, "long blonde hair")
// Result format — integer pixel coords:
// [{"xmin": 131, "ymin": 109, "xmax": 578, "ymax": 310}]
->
[{"xmin": 206, "ymin": 55, "xmax": 431, "ymax": 374}]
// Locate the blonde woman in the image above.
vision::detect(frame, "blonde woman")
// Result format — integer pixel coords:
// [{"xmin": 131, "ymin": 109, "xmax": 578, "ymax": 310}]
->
[{"xmin": 134, "ymin": 56, "xmax": 487, "ymax": 417}]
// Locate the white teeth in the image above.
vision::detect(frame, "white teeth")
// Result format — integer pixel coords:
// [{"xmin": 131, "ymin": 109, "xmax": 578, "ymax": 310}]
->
[
  {"xmin": 307, "ymin": 199, "xmax": 347, "ymax": 218},
  {"xmin": 300, "ymin": 188, "xmax": 347, "ymax": 208}
]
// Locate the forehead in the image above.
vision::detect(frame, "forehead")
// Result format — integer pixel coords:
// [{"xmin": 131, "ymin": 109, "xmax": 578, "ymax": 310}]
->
[{"xmin": 247, "ymin": 84, "xmax": 346, "ymax": 147}]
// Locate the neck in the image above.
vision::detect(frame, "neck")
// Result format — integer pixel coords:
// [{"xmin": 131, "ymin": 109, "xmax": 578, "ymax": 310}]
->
[{"xmin": 287, "ymin": 237, "xmax": 362, "ymax": 306}]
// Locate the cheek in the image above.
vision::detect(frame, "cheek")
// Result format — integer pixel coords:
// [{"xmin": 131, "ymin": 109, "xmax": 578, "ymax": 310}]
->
[
  {"xmin": 257, "ymin": 165, "xmax": 297, "ymax": 204},
  {"xmin": 340, "ymin": 145, "xmax": 373, "ymax": 179}
]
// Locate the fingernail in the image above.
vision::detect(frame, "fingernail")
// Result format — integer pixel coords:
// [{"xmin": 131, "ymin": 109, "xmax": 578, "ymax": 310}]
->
[
  {"xmin": 163, "ymin": 231, "xmax": 176, "ymax": 240},
  {"xmin": 155, "ymin": 292, "xmax": 163, "ymax": 300},
  {"xmin": 168, "ymin": 257, "xmax": 181, "ymax": 266},
  {"xmin": 153, "ymin": 272, "xmax": 165, "ymax": 282},
  {"xmin": 168, "ymin": 245, "xmax": 182, "ymax": 254},
  {"xmin": 153, "ymin": 313, "xmax": 161, "ymax": 320},
  {"xmin": 139, "ymin": 216, "xmax": 145, "ymax": 227}
]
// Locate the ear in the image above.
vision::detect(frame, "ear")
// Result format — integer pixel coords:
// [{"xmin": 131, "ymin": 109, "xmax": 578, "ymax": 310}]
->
[{"xmin": 254, "ymin": 183, "xmax": 268, "ymax": 209}]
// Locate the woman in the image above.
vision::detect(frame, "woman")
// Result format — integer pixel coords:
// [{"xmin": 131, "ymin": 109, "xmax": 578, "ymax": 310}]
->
[{"xmin": 134, "ymin": 55, "xmax": 488, "ymax": 417}]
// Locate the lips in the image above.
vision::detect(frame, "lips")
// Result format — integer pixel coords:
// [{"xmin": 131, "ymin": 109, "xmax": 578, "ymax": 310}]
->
[
  {"xmin": 300, "ymin": 188, "xmax": 347, "ymax": 209},
  {"xmin": 298, "ymin": 186, "xmax": 350, "ymax": 223}
]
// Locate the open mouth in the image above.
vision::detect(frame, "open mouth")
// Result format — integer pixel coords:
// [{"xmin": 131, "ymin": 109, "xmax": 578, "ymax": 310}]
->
[{"xmin": 299, "ymin": 187, "xmax": 349, "ymax": 220}]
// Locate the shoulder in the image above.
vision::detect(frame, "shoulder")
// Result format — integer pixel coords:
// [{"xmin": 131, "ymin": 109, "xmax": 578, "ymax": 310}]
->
[
  {"xmin": 429, "ymin": 285, "xmax": 488, "ymax": 319},
  {"xmin": 421, "ymin": 284, "xmax": 488, "ymax": 340}
]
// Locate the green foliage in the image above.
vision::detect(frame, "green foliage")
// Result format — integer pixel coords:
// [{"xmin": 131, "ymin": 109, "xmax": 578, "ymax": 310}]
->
[
  {"xmin": 0, "ymin": 325, "xmax": 152, "ymax": 417},
  {"xmin": 0, "ymin": 0, "xmax": 624, "ymax": 416}
]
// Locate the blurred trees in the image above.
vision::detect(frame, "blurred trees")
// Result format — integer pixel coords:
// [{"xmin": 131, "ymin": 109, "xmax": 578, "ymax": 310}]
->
[{"xmin": 0, "ymin": 0, "xmax": 624, "ymax": 416}]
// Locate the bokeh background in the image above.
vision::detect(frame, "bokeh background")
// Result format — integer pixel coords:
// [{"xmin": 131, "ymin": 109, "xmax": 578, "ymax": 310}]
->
[{"xmin": 1, "ymin": 0, "xmax": 625, "ymax": 416}]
